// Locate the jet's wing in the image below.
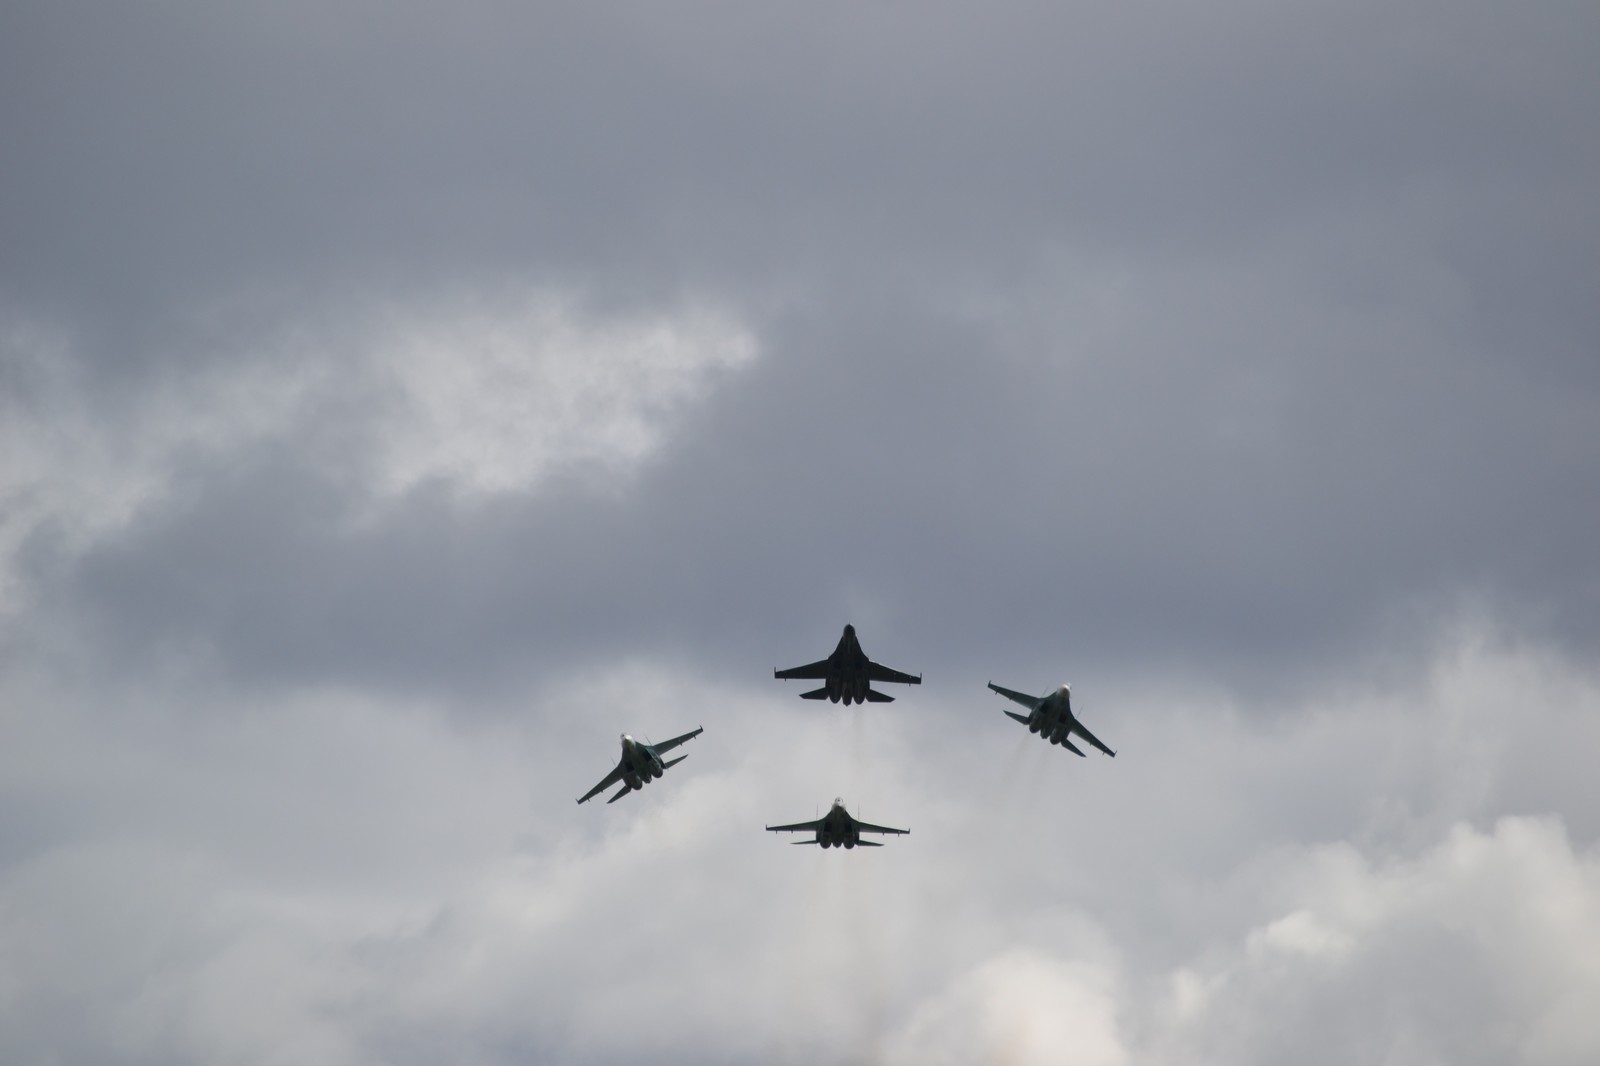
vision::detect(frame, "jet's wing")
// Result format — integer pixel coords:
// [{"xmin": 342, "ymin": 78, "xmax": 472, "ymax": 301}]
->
[
  {"xmin": 987, "ymin": 682, "xmax": 1040, "ymax": 709},
  {"xmin": 577, "ymin": 762, "xmax": 625, "ymax": 805},
  {"xmin": 651, "ymin": 726, "xmax": 703, "ymax": 755},
  {"xmin": 853, "ymin": 819, "xmax": 909, "ymax": 836},
  {"xmin": 1073, "ymin": 721, "xmax": 1116, "ymax": 757},
  {"xmin": 775, "ymin": 659, "xmax": 832, "ymax": 680},
  {"xmin": 766, "ymin": 819, "xmax": 824, "ymax": 833},
  {"xmin": 866, "ymin": 660, "xmax": 922, "ymax": 685}
]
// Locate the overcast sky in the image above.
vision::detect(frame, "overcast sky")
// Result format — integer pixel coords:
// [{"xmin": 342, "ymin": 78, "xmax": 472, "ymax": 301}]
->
[{"xmin": 3, "ymin": 2, "xmax": 1599, "ymax": 1063}]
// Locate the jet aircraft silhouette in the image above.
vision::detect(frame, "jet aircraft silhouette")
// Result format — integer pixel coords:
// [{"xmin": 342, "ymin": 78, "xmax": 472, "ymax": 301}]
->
[
  {"xmin": 988, "ymin": 682, "xmax": 1115, "ymax": 757},
  {"xmin": 774, "ymin": 624, "xmax": 921, "ymax": 704},
  {"xmin": 576, "ymin": 727, "xmax": 703, "ymax": 804},
  {"xmin": 766, "ymin": 798, "xmax": 909, "ymax": 848}
]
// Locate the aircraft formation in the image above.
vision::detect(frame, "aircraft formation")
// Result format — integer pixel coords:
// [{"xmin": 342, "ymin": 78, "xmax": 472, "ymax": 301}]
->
[{"xmin": 577, "ymin": 623, "xmax": 1116, "ymax": 846}]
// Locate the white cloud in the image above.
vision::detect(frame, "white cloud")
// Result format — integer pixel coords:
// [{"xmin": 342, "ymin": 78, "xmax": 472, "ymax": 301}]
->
[
  {"xmin": 1248, "ymin": 908, "xmax": 1355, "ymax": 961},
  {"xmin": 369, "ymin": 295, "xmax": 757, "ymax": 497},
  {"xmin": 882, "ymin": 949, "xmax": 1128, "ymax": 1066},
  {"xmin": 3, "ymin": 624, "xmax": 1597, "ymax": 1065},
  {"xmin": 0, "ymin": 316, "xmax": 324, "ymax": 616},
  {"xmin": 1152, "ymin": 816, "xmax": 1600, "ymax": 1066},
  {"xmin": 0, "ymin": 294, "xmax": 757, "ymax": 632}
]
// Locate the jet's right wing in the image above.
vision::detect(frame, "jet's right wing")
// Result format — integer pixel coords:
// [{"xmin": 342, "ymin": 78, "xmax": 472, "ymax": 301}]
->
[
  {"xmin": 987, "ymin": 682, "xmax": 1040, "ymax": 709},
  {"xmin": 577, "ymin": 762, "xmax": 625, "ymax": 805},
  {"xmin": 766, "ymin": 819, "xmax": 824, "ymax": 833},
  {"xmin": 854, "ymin": 820, "xmax": 909, "ymax": 836},
  {"xmin": 867, "ymin": 661, "xmax": 922, "ymax": 685},
  {"xmin": 775, "ymin": 659, "xmax": 832, "ymax": 680}
]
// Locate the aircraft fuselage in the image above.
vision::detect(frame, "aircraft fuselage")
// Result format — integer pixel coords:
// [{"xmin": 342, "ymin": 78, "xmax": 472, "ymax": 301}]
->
[
  {"xmin": 823, "ymin": 626, "xmax": 873, "ymax": 704},
  {"xmin": 1023, "ymin": 685, "xmax": 1078, "ymax": 736},
  {"xmin": 815, "ymin": 804, "xmax": 861, "ymax": 848}
]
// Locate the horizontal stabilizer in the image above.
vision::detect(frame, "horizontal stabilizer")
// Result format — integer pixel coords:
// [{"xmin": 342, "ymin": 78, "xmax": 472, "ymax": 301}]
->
[
  {"xmin": 606, "ymin": 784, "xmax": 634, "ymax": 804},
  {"xmin": 792, "ymin": 840, "xmax": 819, "ymax": 845},
  {"xmin": 661, "ymin": 754, "xmax": 688, "ymax": 770},
  {"xmin": 864, "ymin": 688, "xmax": 895, "ymax": 703},
  {"xmin": 1061, "ymin": 737, "xmax": 1086, "ymax": 757},
  {"xmin": 799, "ymin": 687, "xmax": 830, "ymax": 700},
  {"xmin": 1004, "ymin": 710, "xmax": 1032, "ymax": 726},
  {"xmin": 855, "ymin": 840, "xmax": 883, "ymax": 846}
]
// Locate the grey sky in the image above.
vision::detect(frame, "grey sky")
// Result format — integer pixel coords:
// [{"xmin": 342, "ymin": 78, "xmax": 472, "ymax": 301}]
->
[{"xmin": 3, "ymin": 2, "xmax": 1599, "ymax": 1063}]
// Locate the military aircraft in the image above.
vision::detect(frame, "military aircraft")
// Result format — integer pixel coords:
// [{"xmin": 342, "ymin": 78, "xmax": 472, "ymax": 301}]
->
[
  {"xmin": 774, "ymin": 624, "xmax": 921, "ymax": 704},
  {"xmin": 988, "ymin": 682, "xmax": 1116, "ymax": 757},
  {"xmin": 766, "ymin": 798, "xmax": 909, "ymax": 848},
  {"xmin": 576, "ymin": 727, "xmax": 704, "ymax": 804}
]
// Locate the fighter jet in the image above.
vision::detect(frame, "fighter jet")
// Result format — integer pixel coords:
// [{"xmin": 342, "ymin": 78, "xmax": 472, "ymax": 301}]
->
[
  {"xmin": 766, "ymin": 798, "xmax": 909, "ymax": 848},
  {"xmin": 774, "ymin": 624, "xmax": 921, "ymax": 704},
  {"xmin": 576, "ymin": 727, "xmax": 703, "ymax": 804},
  {"xmin": 988, "ymin": 682, "xmax": 1116, "ymax": 757}
]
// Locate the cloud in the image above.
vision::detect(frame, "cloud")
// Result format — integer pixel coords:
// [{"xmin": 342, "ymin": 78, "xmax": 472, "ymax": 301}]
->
[
  {"xmin": 882, "ymin": 949, "xmax": 1127, "ymax": 1066},
  {"xmin": 368, "ymin": 293, "xmax": 756, "ymax": 498},
  {"xmin": 3, "ymin": 3, "xmax": 1598, "ymax": 1063},
  {"xmin": 0, "ymin": 312, "xmax": 327, "ymax": 622},
  {"xmin": 3, "ymin": 632, "xmax": 1596, "ymax": 1064},
  {"xmin": 0, "ymin": 291, "xmax": 756, "ymax": 663},
  {"xmin": 1151, "ymin": 816, "xmax": 1600, "ymax": 1066}
]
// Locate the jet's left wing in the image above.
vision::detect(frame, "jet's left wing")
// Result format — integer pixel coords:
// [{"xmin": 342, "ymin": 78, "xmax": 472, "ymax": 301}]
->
[
  {"xmin": 775, "ymin": 660, "xmax": 831, "ymax": 680},
  {"xmin": 766, "ymin": 819, "xmax": 824, "ymax": 833},
  {"xmin": 867, "ymin": 660, "xmax": 922, "ymax": 685},
  {"xmin": 577, "ymin": 762, "xmax": 624, "ymax": 805},
  {"xmin": 853, "ymin": 819, "xmax": 909, "ymax": 836},
  {"xmin": 987, "ymin": 682, "xmax": 1040, "ymax": 709},
  {"xmin": 651, "ymin": 726, "xmax": 704, "ymax": 755}
]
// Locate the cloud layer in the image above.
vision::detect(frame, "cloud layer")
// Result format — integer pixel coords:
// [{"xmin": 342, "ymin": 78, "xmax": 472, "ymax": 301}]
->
[
  {"xmin": 3, "ymin": 638, "xmax": 1597, "ymax": 1064},
  {"xmin": 3, "ymin": 1, "xmax": 1597, "ymax": 1063}
]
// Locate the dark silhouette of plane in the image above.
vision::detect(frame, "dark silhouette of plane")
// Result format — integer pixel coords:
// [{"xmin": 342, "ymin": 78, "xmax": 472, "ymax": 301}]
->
[
  {"xmin": 576, "ymin": 727, "xmax": 703, "ymax": 804},
  {"xmin": 766, "ymin": 798, "xmax": 909, "ymax": 848},
  {"xmin": 774, "ymin": 624, "xmax": 921, "ymax": 704},
  {"xmin": 988, "ymin": 682, "xmax": 1115, "ymax": 757}
]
